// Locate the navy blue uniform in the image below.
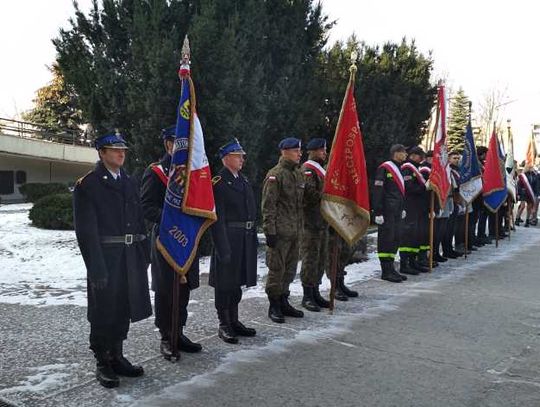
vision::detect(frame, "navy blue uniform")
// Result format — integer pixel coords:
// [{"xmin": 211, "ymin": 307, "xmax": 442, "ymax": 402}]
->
[
  {"xmin": 140, "ymin": 154, "xmax": 200, "ymax": 340},
  {"xmin": 210, "ymin": 167, "xmax": 258, "ymax": 310},
  {"xmin": 73, "ymin": 161, "xmax": 152, "ymax": 352}
]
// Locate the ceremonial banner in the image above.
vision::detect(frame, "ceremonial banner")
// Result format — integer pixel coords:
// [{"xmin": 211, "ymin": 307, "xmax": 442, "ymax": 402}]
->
[
  {"xmin": 483, "ymin": 131, "xmax": 507, "ymax": 212},
  {"xmin": 321, "ymin": 69, "xmax": 370, "ymax": 245},
  {"xmin": 428, "ymin": 84, "xmax": 451, "ymax": 207},
  {"xmin": 157, "ymin": 42, "xmax": 216, "ymax": 277},
  {"xmin": 525, "ymin": 132, "xmax": 537, "ymax": 167},
  {"xmin": 459, "ymin": 122, "xmax": 483, "ymax": 204},
  {"xmin": 505, "ymin": 126, "xmax": 516, "ymax": 201}
]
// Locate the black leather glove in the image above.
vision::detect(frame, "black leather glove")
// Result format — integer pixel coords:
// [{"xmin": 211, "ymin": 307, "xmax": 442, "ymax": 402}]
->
[
  {"xmin": 266, "ymin": 234, "xmax": 277, "ymax": 248},
  {"xmin": 90, "ymin": 277, "xmax": 108, "ymax": 290}
]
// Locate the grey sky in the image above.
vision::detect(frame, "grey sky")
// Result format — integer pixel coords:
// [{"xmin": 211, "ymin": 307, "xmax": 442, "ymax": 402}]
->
[{"xmin": 1, "ymin": 0, "xmax": 537, "ymax": 157}]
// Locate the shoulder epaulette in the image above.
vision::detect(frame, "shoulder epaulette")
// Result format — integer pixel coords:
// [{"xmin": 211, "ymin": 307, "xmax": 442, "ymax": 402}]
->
[
  {"xmin": 75, "ymin": 171, "xmax": 92, "ymax": 186},
  {"xmin": 212, "ymin": 176, "xmax": 222, "ymax": 185}
]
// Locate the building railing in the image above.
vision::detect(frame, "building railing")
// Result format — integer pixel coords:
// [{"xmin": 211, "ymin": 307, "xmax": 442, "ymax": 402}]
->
[{"xmin": 0, "ymin": 117, "xmax": 93, "ymax": 148}]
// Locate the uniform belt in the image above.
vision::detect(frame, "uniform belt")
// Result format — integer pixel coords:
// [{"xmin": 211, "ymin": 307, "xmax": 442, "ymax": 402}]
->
[
  {"xmin": 227, "ymin": 221, "xmax": 255, "ymax": 230},
  {"xmin": 100, "ymin": 234, "xmax": 147, "ymax": 245}
]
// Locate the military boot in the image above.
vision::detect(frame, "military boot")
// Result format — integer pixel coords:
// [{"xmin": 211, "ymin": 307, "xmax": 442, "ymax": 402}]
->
[
  {"xmin": 334, "ymin": 281, "xmax": 349, "ymax": 301},
  {"xmin": 399, "ymin": 256, "xmax": 420, "ymax": 275},
  {"xmin": 178, "ymin": 327, "xmax": 202, "ymax": 353},
  {"xmin": 313, "ymin": 285, "xmax": 330, "ymax": 308},
  {"xmin": 409, "ymin": 255, "xmax": 429, "ymax": 273},
  {"xmin": 380, "ymin": 261, "xmax": 402, "ymax": 283},
  {"xmin": 301, "ymin": 285, "xmax": 321, "ymax": 312},
  {"xmin": 159, "ymin": 338, "xmax": 178, "ymax": 361},
  {"xmin": 268, "ymin": 296, "xmax": 285, "ymax": 323},
  {"xmin": 281, "ymin": 293, "xmax": 304, "ymax": 318},
  {"xmin": 217, "ymin": 309, "xmax": 239, "ymax": 344},
  {"xmin": 338, "ymin": 276, "xmax": 358, "ymax": 297},
  {"xmin": 94, "ymin": 349, "xmax": 120, "ymax": 388},
  {"xmin": 230, "ymin": 305, "xmax": 256, "ymax": 336},
  {"xmin": 111, "ymin": 341, "xmax": 144, "ymax": 377}
]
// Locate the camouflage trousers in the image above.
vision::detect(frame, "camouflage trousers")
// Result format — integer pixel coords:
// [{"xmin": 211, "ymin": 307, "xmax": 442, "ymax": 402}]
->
[
  {"xmin": 300, "ymin": 228, "xmax": 328, "ymax": 286},
  {"xmin": 327, "ymin": 231, "xmax": 352, "ymax": 279},
  {"xmin": 265, "ymin": 236, "xmax": 299, "ymax": 298}
]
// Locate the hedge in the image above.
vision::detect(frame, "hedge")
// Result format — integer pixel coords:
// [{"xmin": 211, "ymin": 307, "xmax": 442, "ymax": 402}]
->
[
  {"xmin": 19, "ymin": 183, "xmax": 69, "ymax": 202},
  {"xmin": 29, "ymin": 193, "xmax": 74, "ymax": 230}
]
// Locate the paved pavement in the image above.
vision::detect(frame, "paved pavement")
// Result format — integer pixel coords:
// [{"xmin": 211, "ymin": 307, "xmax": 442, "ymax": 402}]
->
[{"xmin": 2, "ymin": 228, "xmax": 540, "ymax": 407}]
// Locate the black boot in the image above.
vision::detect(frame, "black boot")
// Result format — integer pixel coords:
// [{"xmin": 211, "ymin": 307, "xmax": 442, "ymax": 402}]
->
[
  {"xmin": 334, "ymin": 281, "xmax": 349, "ymax": 301},
  {"xmin": 312, "ymin": 285, "xmax": 330, "ymax": 308},
  {"xmin": 515, "ymin": 217, "xmax": 522, "ymax": 226},
  {"xmin": 268, "ymin": 296, "xmax": 285, "ymax": 323},
  {"xmin": 433, "ymin": 252, "xmax": 448, "ymax": 262},
  {"xmin": 400, "ymin": 257, "xmax": 420, "ymax": 275},
  {"xmin": 338, "ymin": 276, "xmax": 358, "ymax": 297},
  {"xmin": 178, "ymin": 327, "xmax": 202, "ymax": 353},
  {"xmin": 410, "ymin": 256, "xmax": 429, "ymax": 273},
  {"xmin": 94, "ymin": 349, "xmax": 120, "ymax": 388},
  {"xmin": 217, "ymin": 309, "xmax": 239, "ymax": 344},
  {"xmin": 302, "ymin": 285, "xmax": 321, "ymax": 312},
  {"xmin": 381, "ymin": 261, "xmax": 402, "ymax": 283},
  {"xmin": 281, "ymin": 293, "xmax": 304, "ymax": 318},
  {"xmin": 159, "ymin": 338, "xmax": 179, "ymax": 361},
  {"xmin": 417, "ymin": 251, "xmax": 429, "ymax": 267},
  {"xmin": 230, "ymin": 304, "xmax": 256, "ymax": 336},
  {"xmin": 110, "ymin": 341, "xmax": 144, "ymax": 377}
]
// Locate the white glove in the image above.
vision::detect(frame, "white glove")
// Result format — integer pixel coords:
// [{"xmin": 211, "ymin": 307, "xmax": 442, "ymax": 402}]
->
[
  {"xmin": 402, "ymin": 210, "xmax": 407, "ymax": 219},
  {"xmin": 375, "ymin": 215, "xmax": 384, "ymax": 225}
]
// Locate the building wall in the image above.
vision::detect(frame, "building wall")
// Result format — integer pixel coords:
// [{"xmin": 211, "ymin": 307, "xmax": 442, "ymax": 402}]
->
[{"xmin": 0, "ymin": 153, "xmax": 96, "ymax": 203}]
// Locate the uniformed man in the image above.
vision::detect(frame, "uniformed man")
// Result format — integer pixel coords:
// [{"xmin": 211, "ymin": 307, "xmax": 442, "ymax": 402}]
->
[
  {"xmin": 418, "ymin": 151, "xmax": 437, "ymax": 268},
  {"xmin": 372, "ymin": 144, "xmax": 408, "ymax": 283},
  {"xmin": 73, "ymin": 132, "xmax": 152, "ymax": 388},
  {"xmin": 399, "ymin": 146, "xmax": 429, "ymax": 275},
  {"xmin": 140, "ymin": 126, "xmax": 202, "ymax": 360},
  {"xmin": 442, "ymin": 151, "xmax": 464, "ymax": 258},
  {"xmin": 262, "ymin": 137, "xmax": 305, "ymax": 323},
  {"xmin": 300, "ymin": 138, "xmax": 332, "ymax": 312},
  {"xmin": 210, "ymin": 139, "xmax": 258, "ymax": 344}
]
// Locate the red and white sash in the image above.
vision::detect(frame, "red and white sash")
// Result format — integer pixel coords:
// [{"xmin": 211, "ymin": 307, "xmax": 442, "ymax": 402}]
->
[
  {"xmin": 303, "ymin": 160, "xmax": 326, "ymax": 179},
  {"xmin": 519, "ymin": 172, "xmax": 536, "ymax": 203},
  {"xmin": 151, "ymin": 164, "xmax": 169, "ymax": 187},
  {"xmin": 401, "ymin": 162, "xmax": 426, "ymax": 186},
  {"xmin": 379, "ymin": 161, "xmax": 405, "ymax": 196}
]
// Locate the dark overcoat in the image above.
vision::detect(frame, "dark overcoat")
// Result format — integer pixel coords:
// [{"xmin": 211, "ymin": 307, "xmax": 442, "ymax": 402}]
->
[
  {"xmin": 140, "ymin": 154, "xmax": 200, "ymax": 291},
  {"xmin": 73, "ymin": 161, "xmax": 152, "ymax": 324},
  {"xmin": 209, "ymin": 167, "xmax": 258, "ymax": 291}
]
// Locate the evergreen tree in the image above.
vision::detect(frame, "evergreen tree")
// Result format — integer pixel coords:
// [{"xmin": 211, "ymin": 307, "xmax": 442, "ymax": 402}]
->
[
  {"xmin": 446, "ymin": 88, "xmax": 470, "ymax": 153},
  {"xmin": 22, "ymin": 63, "xmax": 82, "ymax": 131}
]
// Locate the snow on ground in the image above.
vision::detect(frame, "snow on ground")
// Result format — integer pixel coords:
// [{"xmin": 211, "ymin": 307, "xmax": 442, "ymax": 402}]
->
[
  {"xmin": 0, "ymin": 363, "xmax": 80, "ymax": 395},
  {"xmin": 0, "ymin": 204, "xmax": 375, "ymax": 307},
  {"xmin": 0, "ymin": 204, "xmax": 87, "ymax": 306}
]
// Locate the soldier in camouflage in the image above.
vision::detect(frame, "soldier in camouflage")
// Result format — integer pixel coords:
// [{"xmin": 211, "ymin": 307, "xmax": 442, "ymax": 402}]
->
[
  {"xmin": 300, "ymin": 138, "xmax": 330, "ymax": 312},
  {"xmin": 262, "ymin": 137, "xmax": 305, "ymax": 323}
]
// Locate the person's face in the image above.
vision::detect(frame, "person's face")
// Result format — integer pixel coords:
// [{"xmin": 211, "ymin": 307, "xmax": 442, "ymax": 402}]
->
[
  {"xmin": 426, "ymin": 157, "xmax": 433, "ymax": 164},
  {"xmin": 282, "ymin": 148, "xmax": 302, "ymax": 164},
  {"xmin": 311, "ymin": 147, "xmax": 327, "ymax": 162},
  {"xmin": 409, "ymin": 153, "xmax": 422, "ymax": 164},
  {"xmin": 99, "ymin": 148, "xmax": 126, "ymax": 169},
  {"xmin": 449, "ymin": 154, "xmax": 460, "ymax": 166},
  {"xmin": 164, "ymin": 139, "xmax": 174, "ymax": 155},
  {"xmin": 393, "ymin": 150, "xmax": 407, "ymax": 163},
  {"xmin": 222, "ymin": 153, "xmax": 245, "ymax": 172}
]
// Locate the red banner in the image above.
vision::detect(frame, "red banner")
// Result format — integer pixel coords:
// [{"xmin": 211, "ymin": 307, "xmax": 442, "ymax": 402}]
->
[
  {"xmin": 428, "ymin": 84, "xmax": 451, "ymax": 207},
  {"xmin": 321, "ymin": 74, "xmax": 370, "ymax": 245}
]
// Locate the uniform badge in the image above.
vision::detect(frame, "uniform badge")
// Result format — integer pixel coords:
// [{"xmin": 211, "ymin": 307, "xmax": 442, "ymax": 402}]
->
[
  {"xmin": 103, "ymin": 175, "xmax": 108, "ymax": 180},
  {"xmin": 304, "ymin": 171, "xmax": 313, "ymax": 176},
  {"xmin": 404, "ymin": 175, "xmax": 412, "ymax": 181},
  {"xmin": 212, "ymin": 176, "xmax": 222, "ymax": 185},
  {"xmin": 374, "ymin": 180, "xmax": 384, "ymax": 186},
  {"xmin": 266, "ymin": 176, "xmax": 277, "ymax": 182}
]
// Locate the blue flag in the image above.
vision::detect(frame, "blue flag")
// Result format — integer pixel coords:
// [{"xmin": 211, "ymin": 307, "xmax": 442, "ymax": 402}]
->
[
  {"xmin": 157, "ymin": 57, "xmax": 216, "ymax": 280},
  {"xmin": 458, "ymin": 123, "xmax": 483, "ymax": 204}
]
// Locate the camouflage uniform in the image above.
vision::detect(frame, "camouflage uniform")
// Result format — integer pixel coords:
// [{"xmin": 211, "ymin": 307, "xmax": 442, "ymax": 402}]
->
[
  {"xmin": 300, "ymin": 161, "xmax": 327, "ymax": 287},
  {"xmin": 262, "ymin": 157, "xmax": 304, "ymax": 298}
]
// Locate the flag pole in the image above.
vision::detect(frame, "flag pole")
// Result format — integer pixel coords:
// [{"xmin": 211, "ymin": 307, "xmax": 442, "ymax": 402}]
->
[
  {"xmin": 429, "ymin": 191, "xmax": 435, "ymax": 272},
  {"xmin": 170, "ymin": 36, "xmax": 192, "ymax": 362},
  {"xmin": 464, "ymin": 205, "xmax": 469, "ymax": 259}
]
